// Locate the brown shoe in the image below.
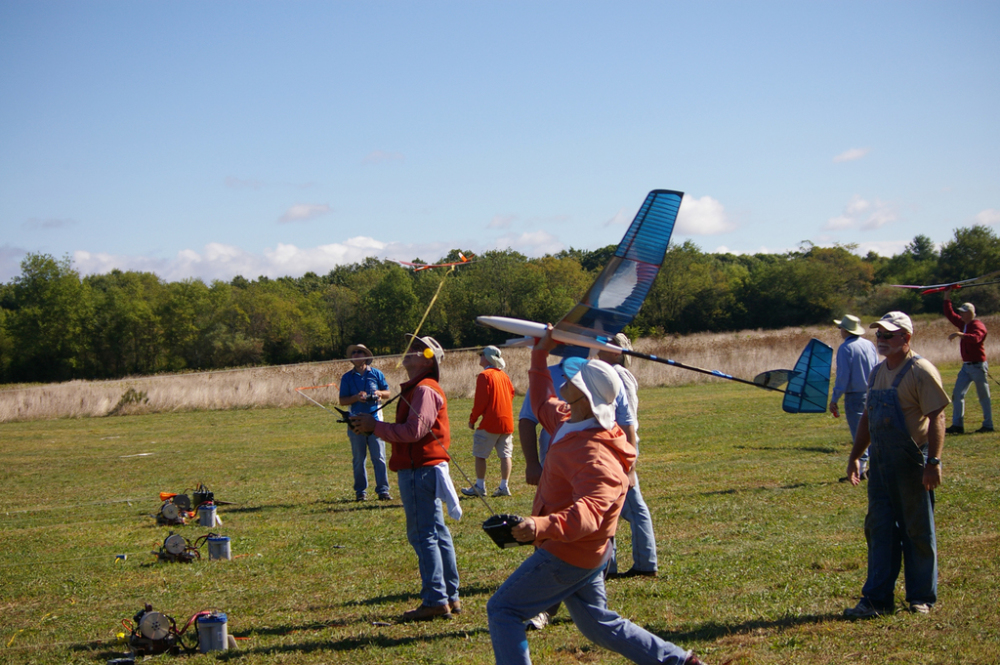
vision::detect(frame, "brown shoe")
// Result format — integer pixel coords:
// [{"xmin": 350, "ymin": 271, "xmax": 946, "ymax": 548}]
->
[
  {"xmin": 617, "ymin": 567, "xmax": 657, "ymax": 578},
  {"xmin": 401, "ymin": 604, "xmax": 452, "ymax": 622},
  {"xmin": 449, "ymin": 598, "xmax": 462, "ymax": 614}
]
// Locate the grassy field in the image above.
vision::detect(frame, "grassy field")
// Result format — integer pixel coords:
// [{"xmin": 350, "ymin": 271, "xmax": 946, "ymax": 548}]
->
[{"xmin": 1, "ymin": 361, "xmax": 998, "ymax": 664}]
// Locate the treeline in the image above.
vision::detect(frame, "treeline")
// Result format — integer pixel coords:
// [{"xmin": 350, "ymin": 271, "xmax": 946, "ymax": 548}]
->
[{"xmin": 1, "ymin": 225, "xmax": 997, "ymax": 385}]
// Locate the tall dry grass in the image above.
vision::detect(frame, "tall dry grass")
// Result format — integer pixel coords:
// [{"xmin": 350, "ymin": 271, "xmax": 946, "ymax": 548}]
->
[{"xmin": 1, "ymin": 315, "xmax": 990, "ymax": 423}]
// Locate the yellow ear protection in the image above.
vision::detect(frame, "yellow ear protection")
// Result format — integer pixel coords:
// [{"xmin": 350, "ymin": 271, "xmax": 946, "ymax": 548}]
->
[{"xmin": 423, "ymin": 347, "xmax": 435, "ymax": 359}]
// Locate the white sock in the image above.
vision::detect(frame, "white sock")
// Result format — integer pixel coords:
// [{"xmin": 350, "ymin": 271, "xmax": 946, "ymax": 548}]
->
[
  {"xmin": 498, "ymin": 479, "xmax": 509, "ymax": 490},
  {"xmin": 475, "ymin": 479, "xmax": 485, "ymax": 490}
]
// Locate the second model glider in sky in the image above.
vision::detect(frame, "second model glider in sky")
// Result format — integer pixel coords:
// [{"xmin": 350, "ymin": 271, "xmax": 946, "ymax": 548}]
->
[{"xmin": 394, "ymin": 252, "xmax": 476, "ymax": 272}]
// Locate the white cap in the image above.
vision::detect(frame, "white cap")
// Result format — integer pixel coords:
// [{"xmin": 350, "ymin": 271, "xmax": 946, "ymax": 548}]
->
[{"xmin": 870, "ymin": 311, "xmax": 913, "ymax": 334}]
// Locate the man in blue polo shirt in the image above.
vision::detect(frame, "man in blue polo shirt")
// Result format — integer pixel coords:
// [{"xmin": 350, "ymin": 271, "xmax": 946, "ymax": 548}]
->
[{"xmin": 340, "ymin": 343, "xmax": 392, "ymax": 501}]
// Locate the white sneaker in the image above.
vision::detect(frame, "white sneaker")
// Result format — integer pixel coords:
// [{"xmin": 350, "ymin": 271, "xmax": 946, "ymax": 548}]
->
[
  {"xmin": 525, "ymin": 611, "xmax": 550, "ymax": 630},
  {"xmin": 492, "ymin": 486, "xmax": 512, "ymax": 497},
  {"xmin": 909, "ymin": 603, "xmax": 931, "ymax": 614},
  {"xmin": 461, "ymin": 485, "xmax": 485, "ymax": 497}
]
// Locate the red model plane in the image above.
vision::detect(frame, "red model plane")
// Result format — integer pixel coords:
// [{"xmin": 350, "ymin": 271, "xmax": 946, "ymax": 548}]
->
[
  {"xmin": 395, "ymin": 252, "xmax": 476, "ymax": 271},
  {"xmin": 891, "ymin": 270, "xmax": 1000, "ymax": 295}
]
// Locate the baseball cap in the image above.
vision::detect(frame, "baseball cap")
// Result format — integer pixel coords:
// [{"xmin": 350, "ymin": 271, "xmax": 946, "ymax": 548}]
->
[
  {"xmin": 869, "ymin": 311, "xmax": 913, "ymax": 334},
  {"xmin": 958, "ymin": 302, "xmax": 976, "ymax": 316}
]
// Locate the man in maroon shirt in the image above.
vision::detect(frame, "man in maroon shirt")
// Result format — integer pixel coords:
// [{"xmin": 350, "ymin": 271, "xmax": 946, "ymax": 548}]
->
[{"xmin": 943, "ymin": 301, "xmax": 993, "ymax": 434}]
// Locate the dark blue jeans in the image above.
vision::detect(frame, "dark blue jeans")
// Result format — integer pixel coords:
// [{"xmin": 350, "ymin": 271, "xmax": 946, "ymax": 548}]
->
[{"xmin": 862, "ymin": 433, "xmax": 937, "ymax": 610}]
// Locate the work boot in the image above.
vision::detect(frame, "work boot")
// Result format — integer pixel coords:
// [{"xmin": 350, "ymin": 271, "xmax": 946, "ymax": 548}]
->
[
  {"xmin": 401, "ymin": 604, "xmax": 451, "ymax": 622},
  {"xmin": 945, "ymin": 425, "xmax": 964, "ymax": 435}
]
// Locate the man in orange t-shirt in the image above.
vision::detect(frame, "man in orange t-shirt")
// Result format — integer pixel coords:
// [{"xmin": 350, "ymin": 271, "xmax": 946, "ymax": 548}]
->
[{"xmin": 463, "ymin": 345, "xmax": 516, "ymax": 498}]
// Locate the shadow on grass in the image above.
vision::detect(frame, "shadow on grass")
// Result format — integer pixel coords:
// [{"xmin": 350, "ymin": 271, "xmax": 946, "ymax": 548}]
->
[
  {"xmin": 342, "ymin": 582, "xmax": 496, "ymax": 608},
  {"xmin": 218, "ymin": 625, "xmax": 491, "ymax": 658},
  {"xmin": 702, "ymin": 483, "xmax": 809, "ymax": 496},
  {"xmin": 650, "ymin": 611, "xmax": 847, "ymax": 643},
  {"xmin": 734, "ymin": 445, "xmax": 839, "ymax": 455}
]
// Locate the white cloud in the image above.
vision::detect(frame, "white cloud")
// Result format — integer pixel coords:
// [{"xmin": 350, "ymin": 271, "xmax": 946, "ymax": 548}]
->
[
  {"xmin": 278, "ymin": 203, "xmax": 331, "ymax": 224},
  {"xmin": 845, "ymin": 195, "xmax": 870, "ymax": 215},
  {"xmin": 854, "ymin": 239, "xmax": 909, "ymax": 257},
  {"xmin": 675, "ymin": 195, "xmax": 736, "ymax": 235},
  {"xmin": 974, "ymin": 209, "xmax": 1000, "ymax": 226},
  {"xmin": 0, "ymin": 244, "xmax": 27, "ymax": 282},
  {"xmin": 823, "ymin": 195, "xmax": 897, "ymax": 231},
  {"xmin": 492, "ymin": 231, "xmax": 563, "ymax": 256},
  {"xmin": 712, "ymin": 244, "xmax": 797, "ymax": 256},
  {"xmin": 362, "ymin": 150, "xmax": 404, "ymax": 164},
  {"xmin": 68, "ymin": 237, "xmax": 475, "ymax": 282},
  {"xmin": 24, "ymin": 217, "xmax": 77, "ymax": 230},
  {"xmin": 603, "ymin": 207, "xmax": 633, "ymax": 227},
  {"xmin": 833, "ymin": 147, "xmax": 870, "ymax": 163},
  {"xmin": 861, "ymin": 204, "xmax": 898, "ymax": 230},
  {"xmin": 225, "ymin": 176, "xmax": 264, "ymax": 190},
  {"xmin": 823, "ymin": 216, "xmax": 855, "ymax": 231},
  {"xmin": 487, "ymin": 214, "xmax": 516, "ymax": 230}
]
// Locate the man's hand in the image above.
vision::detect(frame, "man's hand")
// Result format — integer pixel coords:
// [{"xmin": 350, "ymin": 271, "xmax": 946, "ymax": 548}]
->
[
  {"xmin": 949, "ymin": 332, "xmax": 962, "ymax": 341},
  {"xmin": 534, "ymin": 324, "xmax": 558, "ymax": 353},
  {"xmin": 350, "ymin": 413, "xmax": 376, "ymax": 434},
  {"xmin": 524, "ymin": 460, "xmax": 543, "ymax": 486},
  {"xmin": 467, "ymin": 421, "xmax": 476, "ymax": 430},
  {"xmin": 846, "ymin": 458, "xmax": 862, "ymax": 486},
  {"xmin": 511, "ymin": 516, "xmax": 537, "ymax": 543},
  {"xmin": 923, "ymin": 463, "xmax": 942, "ymax": 491},
  {"xmin": 830, "ymin": 401, "xmax": 840, "ymax": 418}
]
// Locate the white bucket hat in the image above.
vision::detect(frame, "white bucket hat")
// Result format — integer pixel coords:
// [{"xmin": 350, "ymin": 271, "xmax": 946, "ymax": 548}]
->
[
  {"xmin": 834, "ymin": 314, "xmax": 866, "ymax": 336},
  {"xmin": 561, "ymin": 357, "xmax": 623, "ymax": 431},
  {"xmin": 481, "ymin": 345, "xmax": 505, "ymax": 369}
]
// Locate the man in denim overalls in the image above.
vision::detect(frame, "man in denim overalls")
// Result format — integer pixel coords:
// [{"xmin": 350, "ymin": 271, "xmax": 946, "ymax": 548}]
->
[{"xmin": 843, "ymin": 311, "xmax": 950, "ymax": 618}]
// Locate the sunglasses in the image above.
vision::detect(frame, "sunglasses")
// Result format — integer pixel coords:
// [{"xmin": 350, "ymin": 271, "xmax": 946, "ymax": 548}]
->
[{"xmin": 875, "ymin": 330, "xmax": 901, "ymax": 340}]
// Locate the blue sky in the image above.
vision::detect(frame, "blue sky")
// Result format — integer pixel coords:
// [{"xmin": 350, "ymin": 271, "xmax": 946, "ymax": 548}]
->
[{"xmin": 1, "ymin": 1, "xmax": 998, "ymax": 283}]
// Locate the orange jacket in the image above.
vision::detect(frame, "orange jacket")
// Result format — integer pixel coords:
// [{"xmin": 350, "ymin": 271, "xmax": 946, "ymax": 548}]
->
[
  {"xmin": 528, "ymin": 347, "xmax": 635, "ymax": 569},
  {"xmin": 469, "ymin": 367, "xmax": 515, "ymax": 434}
]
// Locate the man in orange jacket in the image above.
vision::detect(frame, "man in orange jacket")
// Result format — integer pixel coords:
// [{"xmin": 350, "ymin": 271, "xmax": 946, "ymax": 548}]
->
[
  {"xmin": 462, "ymin": 345, "xmax": 516, "ymax": 498},
  {"xmin": 486, "ymin": 325, "xmax": 705, "ymax": 665}
]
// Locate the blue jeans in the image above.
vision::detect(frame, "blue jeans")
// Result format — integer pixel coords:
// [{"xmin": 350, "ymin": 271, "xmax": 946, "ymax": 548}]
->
[
  {"xmin": 397, "ymin": 466, "xmax": 459, "ymax": 608},
  {"xmin": 347, "ymin": 430, "xmax": 389, "ymax": 495},
  {"xmin": 863, "ymin": 435, "xmax": 937, "ymax": 610},
  {"xmin": 951, "ymin": 361, "xmax": 993, "ymax": 429},
  {"xmin": 607, "ymin": 483, "xmax": 658, "ymax": 574},
  {"xmin": 844, "ymin": 391, "xmax": 869, "ymax": 467},
  {"xmin": 488, "ymin": 548, "xmax": 689, "ymax": 665}
]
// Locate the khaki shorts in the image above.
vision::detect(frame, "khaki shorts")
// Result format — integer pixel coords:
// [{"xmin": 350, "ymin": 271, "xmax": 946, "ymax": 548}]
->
[{"xmin": 472, "ymin": 429, "xmax": 514, "ymax": 459}]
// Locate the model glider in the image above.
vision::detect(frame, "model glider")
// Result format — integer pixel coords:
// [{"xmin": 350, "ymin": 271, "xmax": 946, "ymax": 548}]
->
[
  {"xmin": 891, "ymin": 270, "xmax": 1000, "ymax": 295},
  {"xmin": 395, "ymin": 252, "xmax": 476, "ymax": 272},
  {"xmin": 476, "ymin": 189, "xmax": 832, "ymax": 414}
]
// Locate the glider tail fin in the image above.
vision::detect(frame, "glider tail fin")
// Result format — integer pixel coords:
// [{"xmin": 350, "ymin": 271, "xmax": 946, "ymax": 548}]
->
[{"xmin": 781, "ymin": 338, "xmax": 833, "ymax": 414}]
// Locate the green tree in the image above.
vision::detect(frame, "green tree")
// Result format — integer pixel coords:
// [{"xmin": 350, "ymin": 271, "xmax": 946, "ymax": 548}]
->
[
  {"xmin": 5, "ymin": 253, "xmax": 92, "ymax": 381},
  {"xmin": 85, "ymin": 270, "xmax": 164, "ymax": 377},
  {"xmin": 938, "ymin": 225, "xmax": 1000, "ymax": 282}
]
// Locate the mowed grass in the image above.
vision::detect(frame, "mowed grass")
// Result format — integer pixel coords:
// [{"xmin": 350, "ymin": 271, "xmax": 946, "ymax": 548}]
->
[{"xmin": 1, "ymin": 361, "xmax": 998, "ymax": 665}]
